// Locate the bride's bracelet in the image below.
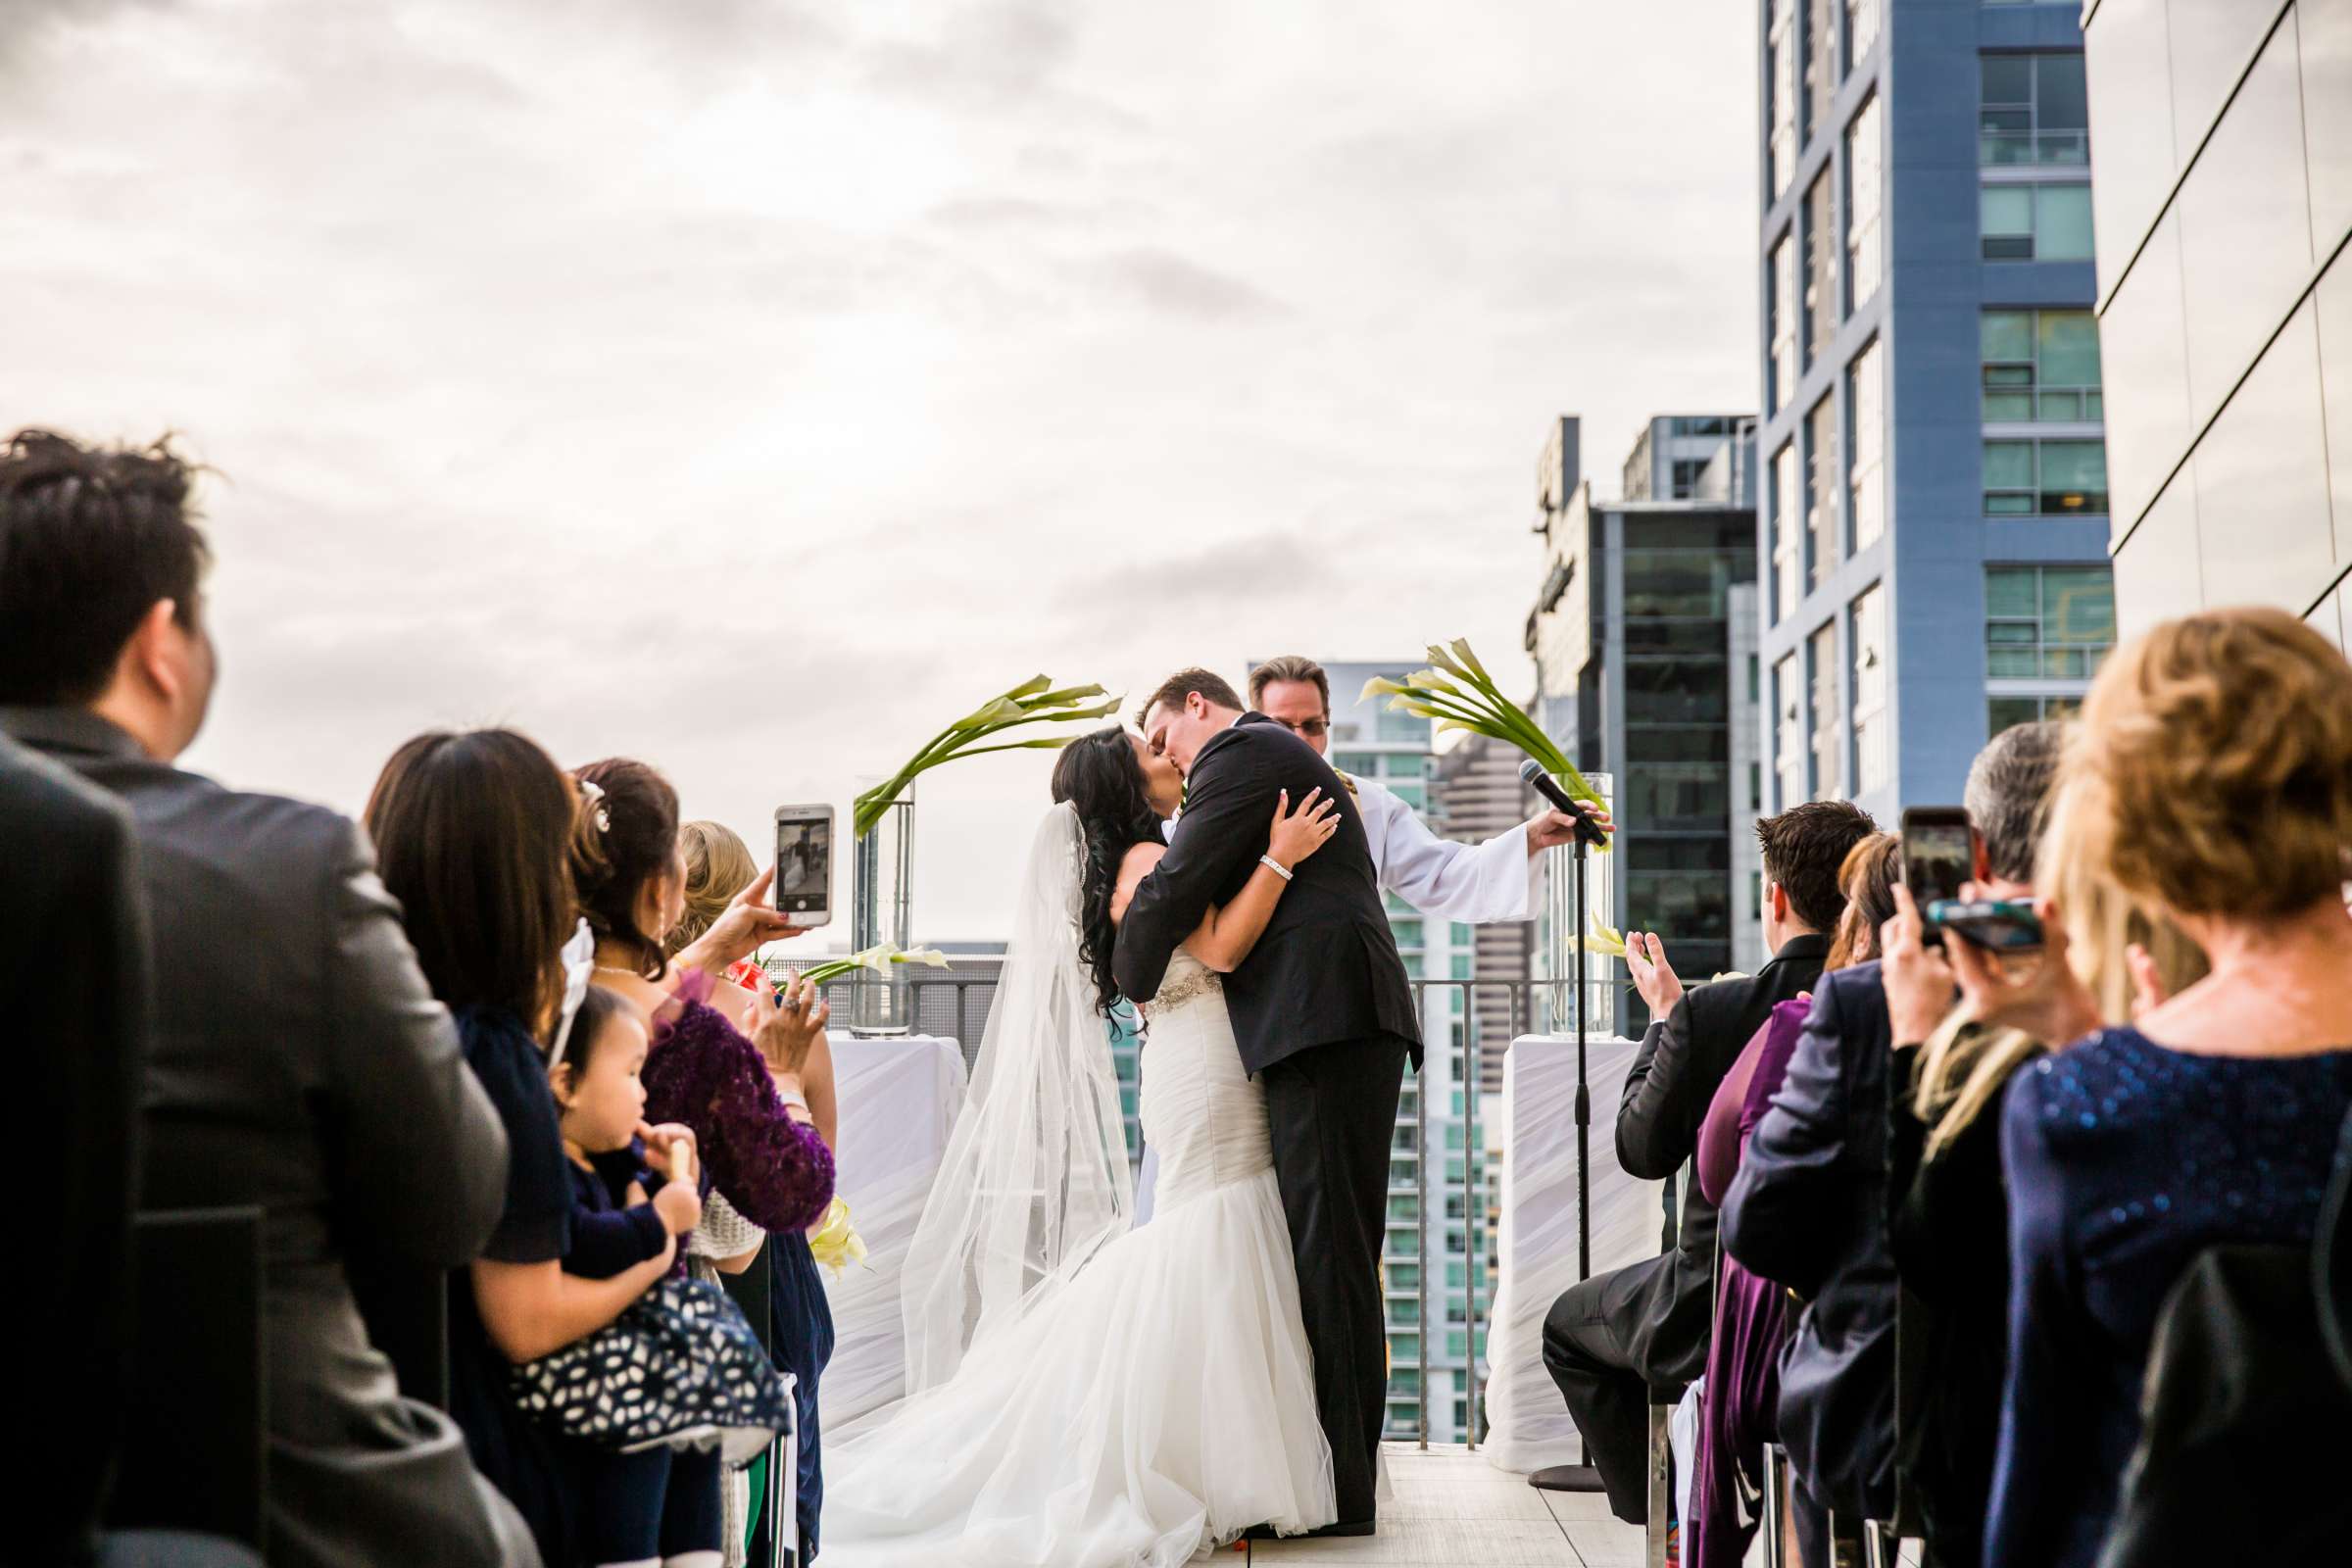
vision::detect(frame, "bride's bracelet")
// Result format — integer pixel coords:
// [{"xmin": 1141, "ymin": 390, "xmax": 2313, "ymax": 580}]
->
[{"xmin": 1259, "ymin": 855, "xmax": 1293, "ymax": 882}]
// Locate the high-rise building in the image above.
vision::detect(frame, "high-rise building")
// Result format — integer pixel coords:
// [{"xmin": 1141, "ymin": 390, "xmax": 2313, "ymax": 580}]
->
[
  {"xmin": 1528, "ymin": 416, "xmax": 1763, "ymax": 1029},
  {"xmin": 1261, "ymin": 657, "xmax": 1484, "ymax": 1443},
  {"xmin": 2082, "ymin": 0, "xmax": 2350, "ymax": 648},
  {"xmin": 1430, "ymin": 732, "xmax": 1536, "ymax": 1101},
  {"xmin": 1755, "ymin": 0, "xmax": 2119, "ymax": 823}
]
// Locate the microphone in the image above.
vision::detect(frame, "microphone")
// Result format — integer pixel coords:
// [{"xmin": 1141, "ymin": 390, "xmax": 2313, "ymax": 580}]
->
[{"xmin": 1519, "ymin": 758, "xmax": 1610, "ymax": 849}]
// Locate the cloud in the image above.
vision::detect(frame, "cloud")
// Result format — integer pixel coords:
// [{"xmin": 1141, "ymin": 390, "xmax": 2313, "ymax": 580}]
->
[
  {"xmin": 2, "ymin": 0, "xmax": 1758, "ymax": 939},
  {"xmin": 1092, "ymin": 247, "xmax": 1286, "ymax": 320}
]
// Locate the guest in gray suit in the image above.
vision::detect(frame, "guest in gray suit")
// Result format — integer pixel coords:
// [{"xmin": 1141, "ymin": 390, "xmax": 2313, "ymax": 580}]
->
[{"xmin": 0, "ymin": 429, "xmax": 538, "ymax": 1568}]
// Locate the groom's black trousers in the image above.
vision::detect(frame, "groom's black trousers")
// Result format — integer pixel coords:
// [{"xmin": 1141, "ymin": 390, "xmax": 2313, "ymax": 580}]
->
[{"xmin": 1259, "ymin": 1034, "xmax": 1413, "ymax": 1525}]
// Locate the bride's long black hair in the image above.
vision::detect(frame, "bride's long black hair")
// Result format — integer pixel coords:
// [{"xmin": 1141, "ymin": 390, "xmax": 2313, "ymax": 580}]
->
[{"xmin": 1052, "ymin": 727, "xmax": 1167, "ymax": 1019}]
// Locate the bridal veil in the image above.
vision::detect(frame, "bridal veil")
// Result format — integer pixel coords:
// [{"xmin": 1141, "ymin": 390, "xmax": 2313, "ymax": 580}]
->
[{"xmin": 897, "ymin": 800, "xmax": 1135, "ymax": 1393}]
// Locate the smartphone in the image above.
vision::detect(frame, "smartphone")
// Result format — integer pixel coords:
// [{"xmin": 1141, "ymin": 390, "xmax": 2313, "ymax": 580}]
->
[
  {"xmin": 772, "ymin": 805, "xmax": 834, "ymax": 927},
  {"xmin": 1899, "ymin": 807, "xmax": 1974, "ymax": 948},
  {"xmin": 1929, "ymin": 898, "xmax": 2045, "ymax": 952}
]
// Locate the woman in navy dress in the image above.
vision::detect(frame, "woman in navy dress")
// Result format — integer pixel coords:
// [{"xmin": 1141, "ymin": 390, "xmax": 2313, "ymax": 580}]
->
[
  {"xmin": 368, "ymin": 729, "xmax": 685, "ymax": 1565},
  {"xmin": 1930, "ymin": 608, "xmax": 2352, "ymax": 1568}
]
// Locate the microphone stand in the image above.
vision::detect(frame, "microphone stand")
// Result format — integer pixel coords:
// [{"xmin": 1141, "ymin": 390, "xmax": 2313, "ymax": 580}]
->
[{"xmin": 1530, "ymin": 817, "xmax": 1608, "ymax": 1494}]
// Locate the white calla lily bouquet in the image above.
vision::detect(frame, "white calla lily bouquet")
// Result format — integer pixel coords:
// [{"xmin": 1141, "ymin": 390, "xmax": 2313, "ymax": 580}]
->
[
  {"xmin": 854, "ymin": 675, "xmax": 1121, "ymax": 838},
  {"xmin": 1361, "ymin": 638, "xmax": 1610, "ymax": 851}
]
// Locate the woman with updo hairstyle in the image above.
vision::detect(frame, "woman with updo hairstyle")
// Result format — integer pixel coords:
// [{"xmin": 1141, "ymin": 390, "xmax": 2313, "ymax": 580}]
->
[
  {"xmin": 661, "ymin": 818, "xmax": 843, "ymax": 1568},
  {"xmin": 569, "ymin": 759, "xmax": 835, "ymax": 1236},
  {"xmin": 670, "ymin": 819, "xmax": 762, "ymax": 957},
  {"xmin": 1954, "ymin": 608, "xmax": 2352, "ymax": 1568}
]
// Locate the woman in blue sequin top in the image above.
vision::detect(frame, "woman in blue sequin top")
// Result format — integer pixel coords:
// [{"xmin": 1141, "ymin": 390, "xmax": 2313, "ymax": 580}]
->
[{"xmin": 1933, "ymin": 608, "xmax": 2352, "ymax": 1568}]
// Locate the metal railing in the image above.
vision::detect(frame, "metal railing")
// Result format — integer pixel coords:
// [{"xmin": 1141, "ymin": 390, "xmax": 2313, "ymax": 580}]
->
[
  {"xmin": 1980, "ymin": 128, "xmax": 2089, "ymax": 167},
  {"xmin": 791, "ymin": 968, "xmax": 1637, "ymax": 1447}
]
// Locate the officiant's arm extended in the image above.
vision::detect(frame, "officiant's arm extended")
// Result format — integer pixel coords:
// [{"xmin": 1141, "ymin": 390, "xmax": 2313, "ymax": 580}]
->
[{"xmin": 1113, "ymin": 747, "xmax": 1269, "ymax": 999}]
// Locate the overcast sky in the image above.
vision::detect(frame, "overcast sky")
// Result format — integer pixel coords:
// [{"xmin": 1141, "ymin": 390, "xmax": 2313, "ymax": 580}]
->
[{"xmin": 4, "ymin": 0, "xmax": 1755, "ymax": 942}]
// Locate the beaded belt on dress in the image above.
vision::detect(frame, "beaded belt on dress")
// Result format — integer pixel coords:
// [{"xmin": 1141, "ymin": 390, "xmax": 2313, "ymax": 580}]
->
[{"xmin": 1149, "ymin": 967, "xmax": 1222, "ymax": 1014}]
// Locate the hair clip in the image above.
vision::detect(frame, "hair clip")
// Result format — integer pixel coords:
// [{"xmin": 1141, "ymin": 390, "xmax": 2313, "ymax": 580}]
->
[{"xmin": 579, "ymin": 777, "xmax": 612, "ymax": 833}]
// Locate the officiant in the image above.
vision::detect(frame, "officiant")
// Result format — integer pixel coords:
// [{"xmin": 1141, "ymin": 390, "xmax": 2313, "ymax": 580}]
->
[{"xmin": 1135, "ymin": 654, "xmax": 1610, "ymax": 1223}]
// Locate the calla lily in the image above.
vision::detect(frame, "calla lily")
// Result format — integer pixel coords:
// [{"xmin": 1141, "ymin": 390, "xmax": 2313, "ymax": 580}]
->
[
  {"xmin": 856, "ymin": 673, "xmax": 1119, "ymax": 836},
  {"xmin": 1358, "ymin": 675, "xmax": 1407, "ymax": 701},
  {"xmin": 1379, "ymin": 637, "xmax": 1608, "ymax": 849},
  {"xmin": 897, "ymin": 947, "xmax": 953, "ymax": 970},
  {"xmin": 808, "ymin": 1197, "xmax": 869, "ymax": 1278}
]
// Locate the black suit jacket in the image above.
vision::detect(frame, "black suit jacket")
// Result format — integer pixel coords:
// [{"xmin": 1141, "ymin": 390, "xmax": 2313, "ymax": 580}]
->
[
  {"xmin": 5, "ymin": 735, "xmax": 150, "ymax": 1567},
  {"xmin": 1610, "ymin": 932, "xmax": 1828, "ymax": 1389},
  {"xmin": 1113, "ymin": 713, "xmax": 1419, "ymax": 1075},
  {"xmin": 2, "ymin": 706, "xmax": 518, "ymax": 1568},
  {"xmin": 1722, "ymin": 960, "xmax": 1897, "ymax": 1519}
]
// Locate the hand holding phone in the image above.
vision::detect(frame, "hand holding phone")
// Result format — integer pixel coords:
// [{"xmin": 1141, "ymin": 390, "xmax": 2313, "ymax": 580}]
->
[
  {"xmin": 773, "ymin": 805, "xmax": 835, "ymax": 929},
  {"xmin": 1899, "ymin": 807, "xmax": 1974, "ymax": 949},
  {"xmin": 1929, "ymin": 898, "xmax": 2045, "ymax": 953}
]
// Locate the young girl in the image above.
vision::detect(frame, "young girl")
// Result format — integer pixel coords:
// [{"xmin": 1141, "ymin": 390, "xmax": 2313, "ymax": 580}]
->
[{"xmin": 551, "ymin": 985, "xmax": 724, "ymax": 1568}]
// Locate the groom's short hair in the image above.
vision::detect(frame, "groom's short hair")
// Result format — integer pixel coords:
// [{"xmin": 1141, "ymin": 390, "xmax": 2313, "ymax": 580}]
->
[{"xmin": 1137, "ymin": 667, "xmax": 1245, "ymax": 726}]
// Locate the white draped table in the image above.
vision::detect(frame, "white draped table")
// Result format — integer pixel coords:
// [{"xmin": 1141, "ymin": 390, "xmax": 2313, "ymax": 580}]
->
[
  {"xmin": 816, "ymin": 1033, "xmax": 967, "ymax": 1432},
  {"xmin": 1481, "ymin": 1033, "xmax": 1667, "ymax": 1475}
]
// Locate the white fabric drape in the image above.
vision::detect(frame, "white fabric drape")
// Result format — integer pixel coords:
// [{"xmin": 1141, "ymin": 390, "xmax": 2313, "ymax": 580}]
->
[
  {"xmin": 896, "ymin": 802, "xmax": 1135, "ymax": 1395},
  {"xmin": 1482, "ymin": 1032, "xmax": 1662, "ymax": 1475},
  {"xmin": 819, "ymin": 1036, "xmax": 967, "ymax": 1432}
]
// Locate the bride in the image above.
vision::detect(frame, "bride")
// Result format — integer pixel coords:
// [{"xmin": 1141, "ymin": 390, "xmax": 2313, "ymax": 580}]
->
[{"xmin": 822, "ymin": 726, "xmax": 1345, "ymax": 1566}]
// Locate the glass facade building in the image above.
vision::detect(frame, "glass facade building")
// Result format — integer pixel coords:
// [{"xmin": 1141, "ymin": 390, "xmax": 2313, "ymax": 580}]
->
[
  {"xmin": 1754, "ymin": 0, "xmax": 2118, "ymax": 823},
  {"xmin": 1528, "ymin": 416, "xmax": 1763, "ymax": 1028},
  {"xmin": 2083, "ymin": 0, "xmax": 2352, "ymax": 648}
]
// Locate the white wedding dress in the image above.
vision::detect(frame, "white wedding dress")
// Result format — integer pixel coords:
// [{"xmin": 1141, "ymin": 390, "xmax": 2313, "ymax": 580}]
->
[{"xmin": 823, "ymin": 805, "xmax": 1336, "ymax": 1567}]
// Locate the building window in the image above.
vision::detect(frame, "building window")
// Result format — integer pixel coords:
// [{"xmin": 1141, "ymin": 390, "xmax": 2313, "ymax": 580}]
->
[
  {"xmin": 1987, "ymin": 694, "xmax": 2082, "ymax": 735},
  {"xmin": 1772, "ymin": 441, "xmax": 1800, "ymax": 621},
  {"xmin": 1806, "ymin": 0, "xmax": 1838, "ymax": 138},
  {"xmin": 1769, "ymin": 233, "xmax": 1796, "ymax": 415},
  {"xmin": 1845, "ymin": 96, "xmax": 1884, "ymax": 314},
  {"xmin": 1980, "ymin": 53, "xmax": 2088, "ymax": 168},
  {"xmin": 1805, "ymin": 397, "xmax": 1837, "ymax": 590},
  {"xmin": 1805, "ymin": 171, "xmax": 1836, "ymax": 368},
  {"xmin": 1982, "ymin": 310, "xmax": 2102, "ymax": 423},
  {"xmin": 1850, "ymin": 583, "xmax": 1888, "ymax": 794},
  {"xmin": 1847, "ymin": 339, "xmax": 1886, "ymax": 551},
  {"xmin": 1774, "ymin": 652, "xmax": 1804, "ymax": 810},
  {"xmin": 1807, "ymin": 621, "xmax": 1842, "ymax": 800},
  {"xmin": 1769, "ymin": 0, "xmax": 1797, "ymax": 198},
  {"xmin": 1985, "ymin": 564, "xmax": 2116, "ymax": 680},
  {"xmin": 1980, "ymin": 182, "xmax": 2093, "ymax": 261},
  {"xmin": 1983, "ymin": 437, "xmax": 2107, "ymax": 516},
  {"xmin": 1845, "ymin": 0, "xmax": 1879, "ymax": 71}
]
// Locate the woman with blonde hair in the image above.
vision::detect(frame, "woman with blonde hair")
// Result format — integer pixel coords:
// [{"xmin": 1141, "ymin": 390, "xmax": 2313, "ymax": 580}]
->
[
  {"xmin": 665, "ymin": 816, "xmax": 840, "ymax": 1567},
  {"xmin": 671, "ymin": 819, "xmax": 764, "ymax": 956},
  {"xmin": 1938, "ymin": 608, "xmax": 2352, "ymax": 1568}
]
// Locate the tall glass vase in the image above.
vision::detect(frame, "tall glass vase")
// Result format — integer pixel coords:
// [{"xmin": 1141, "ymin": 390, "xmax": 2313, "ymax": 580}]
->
[{"xmin": 850, "ymin": 777, "xmax": 915, "ymax": 1036}]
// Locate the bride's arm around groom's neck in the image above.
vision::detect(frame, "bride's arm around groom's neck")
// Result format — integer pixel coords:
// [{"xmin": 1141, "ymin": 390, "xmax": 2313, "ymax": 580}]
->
[{"xmin": 1112, "ymin": 740, "xmax": 1265, "ymax": 1001}]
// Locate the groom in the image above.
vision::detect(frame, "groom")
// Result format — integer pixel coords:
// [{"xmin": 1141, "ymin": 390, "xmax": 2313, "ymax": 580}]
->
[{"xmin": 1114, "ymin": 667, "xmax": 1419, "ymax": 1536}]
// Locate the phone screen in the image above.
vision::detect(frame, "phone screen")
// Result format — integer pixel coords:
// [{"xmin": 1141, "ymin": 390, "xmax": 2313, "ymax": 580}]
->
[
  {"xmin": 1902, "ymin": 818, "xmax": 1973, "ymax": 906},
  {"xmin": 774, "ymin": 815, "xmax": 831, "ymax": 916}
]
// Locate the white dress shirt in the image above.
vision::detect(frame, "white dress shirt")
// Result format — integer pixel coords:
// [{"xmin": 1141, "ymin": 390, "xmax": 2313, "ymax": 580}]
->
[{"xmin": 1348, "ymin": 773, "xmax": 1540, "ymax": 924}]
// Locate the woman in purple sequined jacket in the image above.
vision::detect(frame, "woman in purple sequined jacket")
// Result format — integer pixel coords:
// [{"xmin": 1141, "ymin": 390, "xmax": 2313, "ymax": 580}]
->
[{"xmin": 569, "ymin": 757, "xmax": 835, "ymax": 1240}]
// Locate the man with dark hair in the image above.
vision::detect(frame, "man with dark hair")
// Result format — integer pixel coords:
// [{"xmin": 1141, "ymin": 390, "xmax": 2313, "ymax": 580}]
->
[
  {"xmin": 0, "ymin": 429, "xmax": 533, "ymax": 1568},
  {"xmin": 1543, "ymin": 798, "xmax": 1876, "ymax": 1527},
  {"xmin": 1725, "ymin": 721, "xmax": 2067, "ymax": 1565},
  {"xmin": 1117, "ymin": 670, "xmax": 1419, "ymax": 1536}
]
